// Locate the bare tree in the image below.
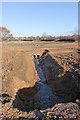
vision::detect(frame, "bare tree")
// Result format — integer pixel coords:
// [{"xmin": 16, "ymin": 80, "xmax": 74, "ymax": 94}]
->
[
  {"xmin": 42, "ymin": 32, "xmax": 48, "ymax": 38},
  {"xmin": 0, "ymin": 27, "xmax": 13, "ymax": 41}
]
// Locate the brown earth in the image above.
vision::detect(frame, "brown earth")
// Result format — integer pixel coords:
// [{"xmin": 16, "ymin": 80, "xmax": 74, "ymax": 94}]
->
[
  {"xmin": 2, "ymin": 45, "xmax": 38, "ymax": 97},
  {"xmin": 39, "ymin": 48, "xmax": 80, "ymax": 102},
  {"xmin": 0, "ymin": 41, "xmax": 80, "ymax": 119}
]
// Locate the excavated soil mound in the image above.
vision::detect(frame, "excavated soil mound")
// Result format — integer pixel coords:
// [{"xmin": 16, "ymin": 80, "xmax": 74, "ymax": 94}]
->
[
  {"xmin": 39, "ymin": 50, "xmax": 80, "ymax": 102},
  {"xmin": 2, "ymin": 46, "xmax": 37, "ymax": 98}
]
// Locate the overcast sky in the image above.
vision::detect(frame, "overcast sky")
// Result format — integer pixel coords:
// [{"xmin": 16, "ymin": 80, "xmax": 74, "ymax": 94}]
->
[{"xmin": 2, "ymin": 2, "xmax": 78, "ymax": 37}]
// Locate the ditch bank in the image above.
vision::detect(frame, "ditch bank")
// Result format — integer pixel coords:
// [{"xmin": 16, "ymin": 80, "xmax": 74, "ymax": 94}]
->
[{"xmin": 39, "ymin": 50, "xmax": 80, "ymax": 102}]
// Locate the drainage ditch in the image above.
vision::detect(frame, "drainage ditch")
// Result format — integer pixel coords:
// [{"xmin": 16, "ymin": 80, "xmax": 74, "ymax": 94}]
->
[
  {"xmin": 34, "ymin": 59, "xmax": 64, "ymax": 110},
  {"xmin": 13, "ymin": 56, "xmax": 64, "ymax": 111}
]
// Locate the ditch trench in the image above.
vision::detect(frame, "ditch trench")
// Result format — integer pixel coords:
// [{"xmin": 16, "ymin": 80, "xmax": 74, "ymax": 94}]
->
[
  {"xmin": 33, "ymin": 59, "xmax": 64, "ymax": 109},
  {"xmin": 13, "ymin": 57, "xmax": 64, "ymax": 111},
  {"xmin": 13, "ymin": 52, "xmax": 80, "ymax": 112}
]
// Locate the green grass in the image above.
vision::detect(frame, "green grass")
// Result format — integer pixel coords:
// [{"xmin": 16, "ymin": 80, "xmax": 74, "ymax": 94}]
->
[{"xmin": 1, "ymin": 40, "xmax": 56, "ymax": 44}]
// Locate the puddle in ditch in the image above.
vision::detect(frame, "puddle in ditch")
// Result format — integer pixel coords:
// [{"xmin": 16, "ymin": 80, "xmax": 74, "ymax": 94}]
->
[{"xmin": 34, "ymin": 60, "xmax": 64, "ymax": 109}]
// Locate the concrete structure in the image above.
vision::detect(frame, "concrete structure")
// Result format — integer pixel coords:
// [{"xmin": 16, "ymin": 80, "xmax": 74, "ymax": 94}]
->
[{"xmin": 32, "ymin": 54, "xmax": 40, "ymax": 59}]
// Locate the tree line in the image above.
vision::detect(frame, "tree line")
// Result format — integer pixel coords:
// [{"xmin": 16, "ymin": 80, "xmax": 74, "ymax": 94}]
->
[{"xmin": 0, "ymin": 27, "xmax": 78, "ymax": 42}]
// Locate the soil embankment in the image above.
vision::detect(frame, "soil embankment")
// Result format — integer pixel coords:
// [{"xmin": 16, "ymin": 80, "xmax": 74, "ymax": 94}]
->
[
  {"xmin": 39, "ymin": 49, "xmax": 80, "ymax": 102},
  {"xmin": 2, "ymin": 45, "xmax": 37, "ymax": 98}
]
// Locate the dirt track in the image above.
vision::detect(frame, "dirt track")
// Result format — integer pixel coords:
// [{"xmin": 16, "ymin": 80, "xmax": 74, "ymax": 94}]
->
[{"xmin": 1, "ymin": 41, "xmax": 80, "ymax": 119}]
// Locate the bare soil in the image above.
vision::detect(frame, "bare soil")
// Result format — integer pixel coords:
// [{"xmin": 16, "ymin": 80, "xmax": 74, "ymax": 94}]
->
[{"xmin": 1, "ymin": 41, "xmax": 80, "ymax": 119}]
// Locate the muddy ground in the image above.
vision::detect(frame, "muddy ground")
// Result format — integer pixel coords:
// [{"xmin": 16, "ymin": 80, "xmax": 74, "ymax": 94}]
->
[{"xmin": 0, "ymin": 41, "xmax": 80, "ymax": 119}]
